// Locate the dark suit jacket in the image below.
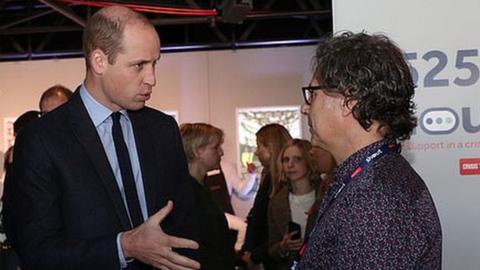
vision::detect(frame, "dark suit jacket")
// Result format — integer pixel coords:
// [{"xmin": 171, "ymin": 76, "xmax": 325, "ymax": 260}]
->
[{"xmin": 2, "ymin": 90, "xmax": 198, "ymax": 270}]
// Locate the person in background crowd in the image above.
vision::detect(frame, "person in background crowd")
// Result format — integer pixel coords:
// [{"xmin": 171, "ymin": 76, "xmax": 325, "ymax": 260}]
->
[
  {"xmin": 267, "ymin": 139, "xmax": 320, "ymax": 270},
  {"xmin": 241, "ymin": 123, "xmax": 292, "ymax": 270},
  {"xmin": 0, "ymin": 150, "xmax": 3, "ymax": 183},
  {"xmin": 2, "ymin": 111, "xmax": 41, "ymax": 177},
  {"xmin": 1, "ymin": 110, "xmax": 41, "ymax": 270},
  {"xmin": 38, "ymin": 84, "xmax": 73, "ymax": 115},
  {"xmin": 206, "ymin": 160, "xmax": 258, "ymax": 212},
  {"xmin": 204, "ymin": 161, "xmax": 250, "ymax": 253},
  {"xmin": 204, "ymin": 160, "xmax": 258, "ymax": 259},
  {"xmin": 297, "ymin": 31, "xmax": 442, "ymax": 269},
  {"xmin": 308, "ymin": 145, "xmax": 336, "ymax": 201},
  {"xmin": 180, "ymin": 123, "xmax": 235, "ymax": 269},
  {"xmin": 3, "ymin": 6, "xmax": 200, "ymax": 270}
]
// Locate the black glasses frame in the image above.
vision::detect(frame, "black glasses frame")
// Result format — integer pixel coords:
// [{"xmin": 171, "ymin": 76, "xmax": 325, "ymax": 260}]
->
[{"xmin": 301, "ymin": 85, "xmax": 324, "ymax": 105}]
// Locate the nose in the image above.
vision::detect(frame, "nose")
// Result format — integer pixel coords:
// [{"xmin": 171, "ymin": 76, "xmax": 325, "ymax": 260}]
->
[
  {"xmin": 219, "ymin": 147, "xmax": 224, "ymax": 157},
  {"xmin": 301, "ymin": 104, "xmax": 310, "ymax": 115},
  {"xmin": 254, "ymin": 148, "xmax": 259, "ymax": 157},
  {"xmin": 144, "ymin": 65, "xmax": 156, "ymax": 86},
  {"xmin": 287, "ymin": 159, "xmax": 295, "ymax": 168}
]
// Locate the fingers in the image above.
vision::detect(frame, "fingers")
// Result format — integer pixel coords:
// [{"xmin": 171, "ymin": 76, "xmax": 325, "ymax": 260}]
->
[
  {"xmin": 286, "ymin": 239, "xmax": 303, "ymax": 251},
  {"xmin": 155, "ymin": 249, "xmax": 201, "ymax": 270},
  {"xmin": 287, "ymin": 231, "xmax": 299, "ymax": 238},
  {"xmin": 148, "ymin": 201, "xmax": 198, "ymax": 249},
  {"xmin": 169, "ymin": 236, "xmax": 199, "ymax": 250},
  {"xmin": 150, "ymin": 200, "xmax": 174, "ymax": 225}
]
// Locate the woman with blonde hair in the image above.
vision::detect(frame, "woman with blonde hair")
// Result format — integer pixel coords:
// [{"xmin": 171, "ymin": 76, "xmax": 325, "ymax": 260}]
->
[
  {"xmin": 267, "ymin": 139, "xmax": 322, "ymax": 269},
  {"xmin": 241, "ymin": 123, "xmax": 292, "ymax": 270},
  {"xmin": 180, "ymin": 123, "xmax": 235, "ymax": 269}
]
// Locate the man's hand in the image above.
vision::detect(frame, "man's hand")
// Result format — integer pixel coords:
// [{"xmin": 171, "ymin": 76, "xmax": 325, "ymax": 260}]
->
[{"xmin": 121, "ymin": 201, "xmax": 201, "ymax": 270}]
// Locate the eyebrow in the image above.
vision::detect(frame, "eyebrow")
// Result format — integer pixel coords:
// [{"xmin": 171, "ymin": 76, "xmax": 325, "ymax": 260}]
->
[{"xmin": 130, "ymin": 55, "xmax": 160, "ymax": 65}]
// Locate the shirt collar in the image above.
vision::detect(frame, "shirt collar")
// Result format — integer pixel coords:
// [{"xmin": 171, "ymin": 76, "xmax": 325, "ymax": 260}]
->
[
  {"xmin": 79, "ymin": 84, "xmax": 129, "ymax": 127},
  {"xmin": 334, "ymin": 138, "xmax": 390, "ymax": 181}
]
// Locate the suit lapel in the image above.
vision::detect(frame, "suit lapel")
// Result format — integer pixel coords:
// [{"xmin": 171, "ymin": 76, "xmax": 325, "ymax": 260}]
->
[
  {"xmin": 68, "ymin": 91, "xmax": 131, "ymax": 230},
  {"xmin": 129, "ymin": 110, "xmax": 160, "ymax": 216}
]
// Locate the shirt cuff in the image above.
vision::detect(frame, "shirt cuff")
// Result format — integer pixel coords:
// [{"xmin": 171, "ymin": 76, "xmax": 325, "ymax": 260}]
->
[{"xmin": 116, "ymin": 233, "xmax": 131, "ymax": 269}]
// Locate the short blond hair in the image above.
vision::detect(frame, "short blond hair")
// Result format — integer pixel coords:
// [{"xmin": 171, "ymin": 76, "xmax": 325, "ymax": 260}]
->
[{"xmin": 180, "ymin": 123, "xmax": 224, "ymax": 162}]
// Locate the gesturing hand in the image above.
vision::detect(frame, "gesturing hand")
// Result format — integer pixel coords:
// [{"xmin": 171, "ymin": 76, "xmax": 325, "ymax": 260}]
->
[{"xmin": 121, "ymin": 201, "xmax": 201, "ymax": 270}]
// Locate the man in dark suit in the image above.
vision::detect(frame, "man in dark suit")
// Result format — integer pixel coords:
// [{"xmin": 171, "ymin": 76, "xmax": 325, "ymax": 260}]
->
[{"xmin": 2, "ymin": 6, "xmax": 200, "ymax": 270}]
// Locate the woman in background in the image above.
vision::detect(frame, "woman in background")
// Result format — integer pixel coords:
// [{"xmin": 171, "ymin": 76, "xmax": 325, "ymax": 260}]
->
[
  {"xmin": 309, "ymin": 144, "xmax": 336, "ymax": 202},
  {"xmin": 180, "ymin": 123, "xmax": 235, "ymax": 270},
  {"xmin": 267, "ymin": 139, "xmax": 320, "ymax": 269},
  {"xmin": 268, "ymin": 139, "xmax": 336, "ymax": 269},
  {"xmin": 241, "ymin": 123, "xmax": 292, "ymax": 270}
]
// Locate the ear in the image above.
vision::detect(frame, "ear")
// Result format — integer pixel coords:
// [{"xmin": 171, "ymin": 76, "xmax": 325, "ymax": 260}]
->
[
  {"xmin": 193, "ymin": 146, "xmax": 204, "ymax": 159},
  {"xmin": 89, "ymin": 48, "xmax": 108, "ymax": 75},
  {"xmin": 340, "ymin": 97, "xmax": 355, "ymax": 117}
]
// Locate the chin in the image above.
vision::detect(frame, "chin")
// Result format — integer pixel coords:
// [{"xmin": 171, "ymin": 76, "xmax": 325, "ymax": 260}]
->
[
  {"xmin": 287, "ymin": 174, "xmax": 297, "ymax": 180},
  {"xmin": 127, "ymin": 102, "xmax": 146, "ymax": 111}
]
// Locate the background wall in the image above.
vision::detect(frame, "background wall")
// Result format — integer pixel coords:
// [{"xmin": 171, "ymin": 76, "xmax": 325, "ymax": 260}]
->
[
  {"xmin": 0, "ymin": 45, "xmax": 314, "ymax": 166},
  {"xmin": 334, "ymin": 0, "xmax": 480, "ymax": 269},
  {"xmin": 0, "ymin": 46, "xmax": 315, "ymax": 215}
]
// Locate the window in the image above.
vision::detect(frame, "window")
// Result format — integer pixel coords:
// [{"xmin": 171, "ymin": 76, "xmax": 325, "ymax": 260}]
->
[{"xmin": 236, "ymin": 106, "xmax": 301, "ymax": 175}]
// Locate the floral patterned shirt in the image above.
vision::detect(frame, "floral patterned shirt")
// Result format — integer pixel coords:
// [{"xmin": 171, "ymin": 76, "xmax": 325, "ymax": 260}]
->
[{"xmin": 297, "ymin": 139, "xmax": 442, "ymax": 269}]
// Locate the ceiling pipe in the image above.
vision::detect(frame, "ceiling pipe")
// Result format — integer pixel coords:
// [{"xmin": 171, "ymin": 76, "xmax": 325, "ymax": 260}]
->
[
  {"xmin": 0, "ymin": 9, "xmax": 331, "ymax": 34},
  {"xmin": 38, "ymin": 0, "xmax": 86, "ymax": 27},
  {"xmin": 150, "ymin": 10, "xmax": 330, "ymax": 26},
  {"xmin": 0, "ymin": 9, "xmax": 56, "ymax": 31},
  {"xmin": 0, "ymin": 38, "xmax": 322, "ymax": 61}
]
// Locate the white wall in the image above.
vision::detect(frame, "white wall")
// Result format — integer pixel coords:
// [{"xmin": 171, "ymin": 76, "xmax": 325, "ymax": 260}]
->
[
  {"xmin": 333, "ymin": 0, "xmax": 480, "ymax": 269},
  {"xmin": 0, "ymin": 45, "xmax": 315, "ymax": 170}
]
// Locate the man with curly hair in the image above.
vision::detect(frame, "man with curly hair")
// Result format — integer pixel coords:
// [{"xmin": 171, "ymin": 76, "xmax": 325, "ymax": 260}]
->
[{"xmin": 297, "ymin": 32, "xmax": 442, "ymax": 269}]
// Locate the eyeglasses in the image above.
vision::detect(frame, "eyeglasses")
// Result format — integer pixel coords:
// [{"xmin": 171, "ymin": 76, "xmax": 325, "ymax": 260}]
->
[{"xmin": 301, "ymin": 85, "xmax": 325, "ymax": 105}]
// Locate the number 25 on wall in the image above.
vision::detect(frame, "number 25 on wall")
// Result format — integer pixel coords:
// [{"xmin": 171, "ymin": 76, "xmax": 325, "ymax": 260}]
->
[{"xmin": 405, "ymin": 49, "xmax": 479, "ymax": 88}]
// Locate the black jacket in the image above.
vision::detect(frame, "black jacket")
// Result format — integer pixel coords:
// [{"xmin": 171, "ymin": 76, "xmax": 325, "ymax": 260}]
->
[
  {"xmin": 243, "ymin": 171, "xmax": 276, "ymax": 269},
  {"xmin": 3, "ymin": 90, "xmax": 198, "ymax": 270}
]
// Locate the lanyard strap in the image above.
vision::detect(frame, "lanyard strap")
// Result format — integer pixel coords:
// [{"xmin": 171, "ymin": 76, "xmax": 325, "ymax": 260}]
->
[{"xmin": 290, "ymin": 142, "xmax": 400, "ymax": 269}]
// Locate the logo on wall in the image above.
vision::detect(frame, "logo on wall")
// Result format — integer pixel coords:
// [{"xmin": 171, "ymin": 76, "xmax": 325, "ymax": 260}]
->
[
  {"xmin": 417, "ymin": 107, "xmax": 480, "ymax": 135},
  {"xmin": 459, "ymin": 158, "xmax": 480, "ymax": 175},
  {"xmin": 404, "ymin": 107, "xmax": 480, "ymax": 154}
]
